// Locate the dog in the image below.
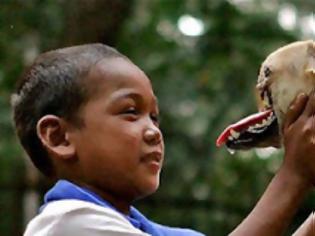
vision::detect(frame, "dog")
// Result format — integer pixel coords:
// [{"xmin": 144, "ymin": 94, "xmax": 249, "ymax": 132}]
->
[{"xmin": 216, "ymin": 40, "xmax": 315, "ymax": 150}]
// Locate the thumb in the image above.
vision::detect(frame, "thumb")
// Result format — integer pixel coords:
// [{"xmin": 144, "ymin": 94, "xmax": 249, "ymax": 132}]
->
[
  {"xmin": 283, "ymin": 93, "xmax": 308, "ymax": 131},
  {"xmin": 303, "ymin": 90, "xmax": 315, "ymax": 117}
]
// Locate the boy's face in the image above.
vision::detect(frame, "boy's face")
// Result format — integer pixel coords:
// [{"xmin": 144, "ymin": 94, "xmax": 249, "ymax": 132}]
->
[{"xmin": 70, "ymin": 57, "xmax": 164, "ymax": 204}]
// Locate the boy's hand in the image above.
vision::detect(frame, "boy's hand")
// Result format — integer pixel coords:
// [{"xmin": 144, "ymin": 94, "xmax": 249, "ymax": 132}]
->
[
  {"xmin": 282, "ymin": 91, "xmax": 315, "ymax": 188},
  {"xmin": 230, "ymin": 92, "xmax": 315, "ymax": 236}
]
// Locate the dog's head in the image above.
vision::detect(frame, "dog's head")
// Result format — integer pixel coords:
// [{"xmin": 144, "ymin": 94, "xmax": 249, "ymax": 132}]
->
[{"xmin": 217, "ymin": 40, "xmax": 315, "ymax": 150}]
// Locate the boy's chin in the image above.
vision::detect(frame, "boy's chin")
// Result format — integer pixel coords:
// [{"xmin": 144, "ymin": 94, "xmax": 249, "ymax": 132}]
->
[{"xmin": 136, "ymin": 180, "xmax": 160, "ymax": 200}]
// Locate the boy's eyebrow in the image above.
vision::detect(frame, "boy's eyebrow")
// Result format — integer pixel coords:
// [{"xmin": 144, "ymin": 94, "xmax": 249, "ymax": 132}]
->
[{"xmin": 110, "ymin": 90, "xmax": 158, "ymax": 105}]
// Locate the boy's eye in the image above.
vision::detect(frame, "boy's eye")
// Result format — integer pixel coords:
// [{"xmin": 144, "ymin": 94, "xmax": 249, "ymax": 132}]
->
[
  {"xmin": 150, "ymin": 113, "xmax": 160, "ymax": 124},
  {"xmin": 123, "ymin": 107, "xmax": 138, "ymax": 115}
]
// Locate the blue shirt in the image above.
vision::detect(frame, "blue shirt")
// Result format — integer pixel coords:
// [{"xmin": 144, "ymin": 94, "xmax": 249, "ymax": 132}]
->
[{"xmin": 42, "ymin": 180, "xmax": 205, "ymax": 236}]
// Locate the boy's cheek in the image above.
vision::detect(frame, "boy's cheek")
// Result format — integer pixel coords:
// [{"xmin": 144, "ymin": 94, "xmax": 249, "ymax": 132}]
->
[
  {"xmin": 122, "ymin": 132, "xmax": 142, "ymax": 147},
  {"xmin": 116, "ymin": 124, "xmax": 142, "ymax": 142}
]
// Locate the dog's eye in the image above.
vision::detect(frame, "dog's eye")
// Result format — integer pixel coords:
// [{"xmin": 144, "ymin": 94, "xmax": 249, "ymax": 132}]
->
[{"xmin": 264, "ymin": 67, "xmax": 272, "ymax": 77}]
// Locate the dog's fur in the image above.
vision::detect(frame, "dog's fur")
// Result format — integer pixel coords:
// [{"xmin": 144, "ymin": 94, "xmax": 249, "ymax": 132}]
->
[
  {"xmin": 257, "ymin": 40, "xmax": 315, "ymax": 129},
  {"xmin": 217, "ymin": 40, "xmax": 315, "ymax": 149}
]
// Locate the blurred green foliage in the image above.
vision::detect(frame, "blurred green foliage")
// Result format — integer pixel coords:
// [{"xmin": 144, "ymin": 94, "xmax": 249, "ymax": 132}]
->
[{"xmin": 0, "ymin": 0, "xmax": 314, "ymax": 235}]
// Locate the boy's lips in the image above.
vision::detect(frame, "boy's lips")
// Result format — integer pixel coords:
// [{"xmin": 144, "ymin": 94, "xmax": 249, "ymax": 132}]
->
[
  {"xmin": 141, "ymin": 151, "xmax": 163, "ymax": 163},
  {"xmin": 140, "ymin": 151, "xmax": 163, "ymax": 172}
]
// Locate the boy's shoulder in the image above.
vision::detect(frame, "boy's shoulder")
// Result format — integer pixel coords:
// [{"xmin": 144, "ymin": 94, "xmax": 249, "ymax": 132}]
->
[
  {"xmin": 24, "ymin": 180, "xmax": 205, "ymax": 236},
  {"xmin": 24, "ymin": 199, "xmax": 149, "ymax": 236}
]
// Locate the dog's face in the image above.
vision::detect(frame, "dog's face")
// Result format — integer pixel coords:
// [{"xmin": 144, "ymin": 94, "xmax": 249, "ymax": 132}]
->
[{"xmin": 217, "ymin": 40, "xmax": 315, "ymax": 150}]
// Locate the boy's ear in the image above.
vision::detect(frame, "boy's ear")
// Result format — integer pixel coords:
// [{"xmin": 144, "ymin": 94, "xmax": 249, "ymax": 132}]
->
[{"xmin": 36, "ymin": 115, "xmax": 76, "ymax": 160}]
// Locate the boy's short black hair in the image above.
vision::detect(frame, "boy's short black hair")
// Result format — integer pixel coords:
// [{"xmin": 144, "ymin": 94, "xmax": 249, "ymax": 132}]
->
[{"xmin": 11, "ymin": 43, "xmax": 126, "ymax": 177}]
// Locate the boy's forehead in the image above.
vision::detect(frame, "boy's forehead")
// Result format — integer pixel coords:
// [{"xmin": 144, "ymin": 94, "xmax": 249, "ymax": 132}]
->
[
  {"xmin": 90, "ymin": 58, "xmax": 148, "ymax": 82},
  {"xmin": 84, "ymin": 57, "xmax": 154, "ymax": 97}
]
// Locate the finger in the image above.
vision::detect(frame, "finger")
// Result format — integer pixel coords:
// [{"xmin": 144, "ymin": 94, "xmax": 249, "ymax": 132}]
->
[
  {"xmin": 304, "ymin": 90, "xmax": 315, "ymax": 117},
  {"xmin": 283, "ymin": 93, "xmax": 308, "ymax": 130}
]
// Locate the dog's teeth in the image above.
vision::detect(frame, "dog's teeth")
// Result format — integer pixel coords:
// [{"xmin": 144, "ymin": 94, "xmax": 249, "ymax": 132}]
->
[
  {"xmin": 262, "ymin": 119, "xmax": 267, "ymax": 125},
  {"xmin": 267, "ymin": 114, "xmax": 275, "ymax": 124},
  {"xmin": 228, "ymin": 136, "xmax": 233, "ymax": 141},
  {"xmin": 264, "ymin": 99, "xmax": 270, "ymax": 107},
  {"xmin": 263, "ymin": 91, "xmax": 270, "ymax": 107},
  {"xmin": 267, "ymin": 115, "xmax": 274, "ymax": 124},
  {"xmin": 263, "ymin": 100, "xmax": 268, "ymax": 107},
  {"xmin": 230, "ymin": 129, "xmax": 240, "ymax": 139}
]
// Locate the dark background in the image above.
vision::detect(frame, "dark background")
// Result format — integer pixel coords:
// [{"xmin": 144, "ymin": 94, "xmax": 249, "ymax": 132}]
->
[{"xmin": 0, "ymin": 0, "xmax": 314, "ymax": 235}]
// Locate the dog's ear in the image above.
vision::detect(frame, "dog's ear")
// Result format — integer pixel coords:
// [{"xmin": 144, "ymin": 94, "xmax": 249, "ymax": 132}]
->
[{"xmin": 306, "ymin": 41, "xmax": 315, "ymax": 79}]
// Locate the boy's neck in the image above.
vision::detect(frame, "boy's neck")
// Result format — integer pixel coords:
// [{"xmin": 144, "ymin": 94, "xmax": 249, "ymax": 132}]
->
[{"xmin": 76, "ymin": 181, "xmax": 132, "ymax": 215}]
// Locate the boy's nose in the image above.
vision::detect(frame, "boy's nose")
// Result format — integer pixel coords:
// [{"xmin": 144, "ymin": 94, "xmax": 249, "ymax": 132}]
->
[{"xmin": 143, "ymin": 127, "xmax": 162, "ymax": 145}]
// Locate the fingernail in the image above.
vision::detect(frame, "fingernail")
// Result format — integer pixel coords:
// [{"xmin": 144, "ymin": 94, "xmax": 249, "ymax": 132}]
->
[{"xmin": 297, "ymin": 94, "xmax": 304, "ymax": 101}]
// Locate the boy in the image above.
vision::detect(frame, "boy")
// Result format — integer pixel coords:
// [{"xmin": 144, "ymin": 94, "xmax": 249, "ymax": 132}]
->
[{"xmin": 12, "ymin": 44, "xmax": 315, "ymax": 235}]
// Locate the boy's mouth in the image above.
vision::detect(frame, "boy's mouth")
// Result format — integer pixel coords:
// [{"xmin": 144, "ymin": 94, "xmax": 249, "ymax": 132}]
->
[
  {"xmin": 141, "ymin": 151, "xmax": 163, "ymax": 163},
  {"xmin": 141, "ymin": 151, "xmax": 163, "ymax": 173},
  {"xmin": 216, "ymin": 88, "xmax": 279, "ymax": 149}
]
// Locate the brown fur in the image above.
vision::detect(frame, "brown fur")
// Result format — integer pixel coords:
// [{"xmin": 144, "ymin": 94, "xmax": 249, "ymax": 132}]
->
[{"xmin": 257, "ymin": 40, "xmax": 315, "ymax": 129}]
